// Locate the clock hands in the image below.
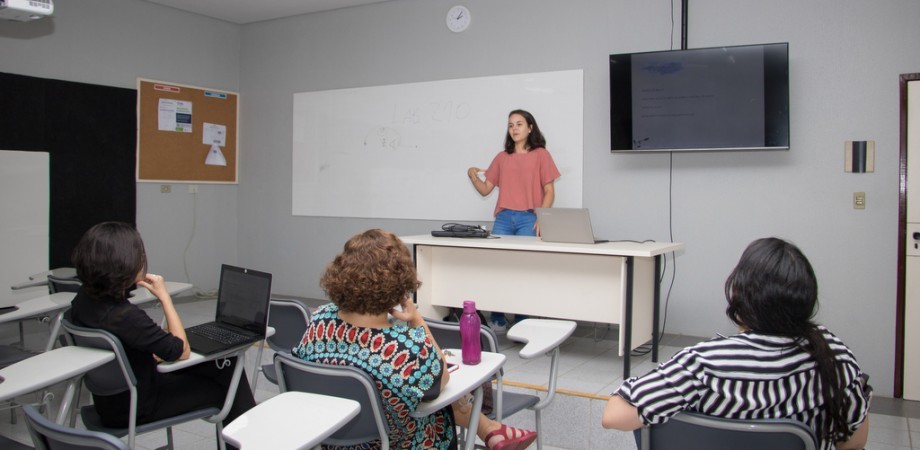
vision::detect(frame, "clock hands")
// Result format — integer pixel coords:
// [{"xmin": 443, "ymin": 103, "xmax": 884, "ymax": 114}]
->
[{"xmin": 447, "ymin": 6, "xmax": 469, "ymax": 32}]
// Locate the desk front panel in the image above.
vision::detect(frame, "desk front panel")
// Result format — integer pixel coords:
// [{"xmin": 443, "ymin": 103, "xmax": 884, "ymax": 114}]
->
[{"xmin": 416, "ymin": 245, "xmax": 622, "ymax": 323}]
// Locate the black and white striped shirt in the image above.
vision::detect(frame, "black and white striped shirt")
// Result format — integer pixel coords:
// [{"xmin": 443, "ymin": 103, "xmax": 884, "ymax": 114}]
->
[{"xmin": 616, "ymin": 326, "xmax": 869, "ymax": 450}]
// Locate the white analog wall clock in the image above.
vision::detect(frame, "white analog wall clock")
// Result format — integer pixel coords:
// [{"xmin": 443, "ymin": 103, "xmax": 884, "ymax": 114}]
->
[{"xmin": 446, "ymin": 5, "xmax": 471, "ymax": 33}]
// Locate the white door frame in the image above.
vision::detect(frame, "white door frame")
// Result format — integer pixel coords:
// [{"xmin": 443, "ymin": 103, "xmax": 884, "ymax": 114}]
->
[{"xmin": 896, "ymin": 73, "xmax": 920, "ymax": 398}]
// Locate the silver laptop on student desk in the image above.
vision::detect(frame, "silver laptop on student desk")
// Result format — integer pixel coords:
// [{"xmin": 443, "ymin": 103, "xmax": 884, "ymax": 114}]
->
[{"xmin": 536, "ymin": 208, "xmax": 609, "ymax": 244}]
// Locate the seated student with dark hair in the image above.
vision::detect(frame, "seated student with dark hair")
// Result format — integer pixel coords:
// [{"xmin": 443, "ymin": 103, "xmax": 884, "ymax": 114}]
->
[
  {"xmin": 602, "ymin": 237, "xmax": 871, "ymax": 450},
  {"xmin": 66, "ymin": 221, "xmax": 255, "ymax": 434}
]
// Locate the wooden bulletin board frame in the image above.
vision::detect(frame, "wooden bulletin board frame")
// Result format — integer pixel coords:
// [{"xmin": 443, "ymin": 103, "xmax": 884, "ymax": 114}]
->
[{"xmin": 136, "ymin": 78, "xmax": 239, "ymax": 183}]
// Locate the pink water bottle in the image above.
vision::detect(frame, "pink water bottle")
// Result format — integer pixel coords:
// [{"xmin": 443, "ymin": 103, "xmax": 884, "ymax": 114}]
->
[{"xmin": 460, "ymin": 300, "xmax": 482, "ymax": 365}]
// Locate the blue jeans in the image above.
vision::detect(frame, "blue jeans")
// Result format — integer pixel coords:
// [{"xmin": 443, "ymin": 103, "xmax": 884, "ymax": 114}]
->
[
  {"xmin": 490, "ymin": 209, "xmax": 536, "ymax": 325},
  {"xmin": 492, "ymin": 209, "xmax": 537, "ymax": 237}
]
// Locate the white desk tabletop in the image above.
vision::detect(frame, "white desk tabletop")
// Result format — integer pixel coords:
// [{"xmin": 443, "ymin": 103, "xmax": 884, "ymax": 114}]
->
[
  {"xmin": 128, "ymin": 281, "xmax": 194, "ymax": 304},
  {"xmin": 0, "ymin": 292, "xmax": 76, "ymax": 324},
  {"xmin": 412, "ymin": 349, "xmax": 505, "ymax": 418},
  {"xmin": 0, "ymin": 281, "xmax": 194, "ymax": 326},
  {"xmin": 0, "ymin": 346, "xmax": 114, "ymax": 402},
  {"xmin": 506, "ymin": 319, "xmax": 577, "ymax": 359},
  {"xmin": 157, "ymin": 325, "xmax": 274, "ymax": 373},
  {"xmin": 222, "ymin": 391, "xmax": 360, "ymax": 450},
  {"xmin": 401, "ymin": 234, "xmax": 684, "ymax": 257},
  {"xmin": 157, "ymin": 343, "xmax": 250, "ymax": 373},
  {"xmin": 157, "ymin": 342, "xmax": 250, "ymax": 424},
  {"xmin": 10, "ymin": 267, "xmax": 78, "ymax": 290}
]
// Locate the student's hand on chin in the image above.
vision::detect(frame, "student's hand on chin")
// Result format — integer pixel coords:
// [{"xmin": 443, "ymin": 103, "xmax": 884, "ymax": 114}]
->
[
  {"xmin": 391, "ymin": 297, "xmax": 421, "ymax": 325},
  {"xmin": 138, "ymin": 273, "xmax": 167, "ymax": 297}
]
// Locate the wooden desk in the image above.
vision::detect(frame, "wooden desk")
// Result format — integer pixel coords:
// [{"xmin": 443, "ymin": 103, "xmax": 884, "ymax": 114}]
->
[
  {"xmin": 412, "ymin": 349, "xmax": 506, "ymax": 450},
  {"xmin": 222, "ymin": 392, "xmax": 360, "ymax": 450},
  {"xmin": 0, "ymin": 346, "xmax": 115, "ymax": 424},
  {"xmin": 401, "ymin": 235, "xmax": 684, "ymax": 377}
]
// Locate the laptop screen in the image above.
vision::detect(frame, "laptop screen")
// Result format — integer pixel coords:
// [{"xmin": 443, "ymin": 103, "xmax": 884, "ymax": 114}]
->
[
  {"xmin": 215, "ymin": 264, "xmax": 272, "ymax": 334},
  {"xmin": 536, "ymin": 208, "xmax": 604, "ymax": 244}
]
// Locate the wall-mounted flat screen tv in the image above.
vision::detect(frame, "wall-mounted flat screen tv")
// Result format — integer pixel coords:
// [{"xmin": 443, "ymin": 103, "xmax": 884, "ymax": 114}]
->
[{"xmin": 610, "ymin": 42, "xmax": 789, "ymax": 152}]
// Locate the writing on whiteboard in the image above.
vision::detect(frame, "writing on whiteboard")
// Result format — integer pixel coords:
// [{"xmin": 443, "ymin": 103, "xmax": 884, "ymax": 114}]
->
[
  {"xmin": 390, "ymin": 100, "xmax": 472, "ymax": 125},
  {"xmin": 364, "ymin": 127, "xmax": 403, "ymax": 150}
]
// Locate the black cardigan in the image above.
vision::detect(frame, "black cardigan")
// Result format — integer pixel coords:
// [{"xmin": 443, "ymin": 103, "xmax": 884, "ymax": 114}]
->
[{"xmin": 67, "ymin": 288, "xmax": 184, "ymax": 426}]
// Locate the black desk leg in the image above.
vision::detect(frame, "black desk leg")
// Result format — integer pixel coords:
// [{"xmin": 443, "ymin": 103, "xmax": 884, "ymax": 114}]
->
[
  {"xmin": 623, "ymin": 256, "xmax": 634, "ymax": 379},
  {"xmin": 652, "ymin": 255, "xmax": 662, "ymax": 363},
  {"xmin": 411, "ymin": 246, "xmax": 418, "ymax": 304}
]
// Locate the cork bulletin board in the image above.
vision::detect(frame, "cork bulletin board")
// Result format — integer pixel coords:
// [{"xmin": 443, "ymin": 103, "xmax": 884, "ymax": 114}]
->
[{"xmin": 136, "ymin": 78, "xmax": 238, "ymax": 183}]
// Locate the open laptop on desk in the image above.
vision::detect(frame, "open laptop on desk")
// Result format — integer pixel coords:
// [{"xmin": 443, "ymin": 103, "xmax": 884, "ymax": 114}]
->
[
  {"xmin": 536, "ymin": 208, "xmax": 609, "ymax": 244},
  {"xmin": 185, "ymin": 264, "xmax": 272, "ymax": 356}
]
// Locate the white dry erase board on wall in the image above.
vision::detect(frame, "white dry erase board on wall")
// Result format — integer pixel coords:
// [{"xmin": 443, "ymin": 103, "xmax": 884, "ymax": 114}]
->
[
  {"xmin": 0, "ymin": 150, "xmax": 49, "ymax": 307},
  {"xmin": 292, "ymin": 70, "xmax": 583, "ymax": 221}
]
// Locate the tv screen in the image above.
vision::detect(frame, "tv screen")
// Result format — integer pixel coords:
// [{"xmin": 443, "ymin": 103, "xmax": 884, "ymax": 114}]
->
[{"xmin": 610, "ymin": 42, "xmax": 789, "ymax": 152}]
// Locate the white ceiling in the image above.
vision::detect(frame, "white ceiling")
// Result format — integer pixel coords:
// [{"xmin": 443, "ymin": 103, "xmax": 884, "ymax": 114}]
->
[{"xmin": 142, "ymin": 0, "xmax": 394, "ymax": 25}]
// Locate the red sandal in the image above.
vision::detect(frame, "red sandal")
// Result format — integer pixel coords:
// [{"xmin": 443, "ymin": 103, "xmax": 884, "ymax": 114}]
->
[{"xmin": 484, "ymin": 423, "xmax": 537, "ymax": 450}]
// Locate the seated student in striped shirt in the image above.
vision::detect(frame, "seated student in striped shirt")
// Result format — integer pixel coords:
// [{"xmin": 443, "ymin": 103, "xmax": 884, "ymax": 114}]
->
[{"xmin": 602, "ymin": 237, "xmax": 870, "ymax": 450}]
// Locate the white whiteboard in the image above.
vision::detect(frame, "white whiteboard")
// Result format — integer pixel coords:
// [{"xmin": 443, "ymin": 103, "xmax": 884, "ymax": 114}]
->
[
  {"xmin": 0, "ymin": 150, "xmax": 49, "ymax": 307},
  {"xmin": 292, "ymin": 70, "xmax": 583, "ymax": 221}
]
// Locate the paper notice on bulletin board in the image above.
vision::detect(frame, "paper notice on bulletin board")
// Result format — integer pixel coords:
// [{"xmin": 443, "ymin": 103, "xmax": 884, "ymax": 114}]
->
[
  {"xmin": 158, "ymin": 99, "xmax": 193, "ymax": 132},
  {"xmin": 203, "ymin": 123, "xmax": 226, "ymax": 145}
]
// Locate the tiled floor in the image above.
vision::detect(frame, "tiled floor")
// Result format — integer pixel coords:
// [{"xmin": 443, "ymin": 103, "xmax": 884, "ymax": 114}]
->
[{"xmin": 1, "ymin": 295, "xmax": 917, "ymax": 449}]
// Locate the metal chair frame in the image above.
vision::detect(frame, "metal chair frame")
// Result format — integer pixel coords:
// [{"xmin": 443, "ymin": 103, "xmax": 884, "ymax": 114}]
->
[
  {"xmin": 639, "ymin": 410, "xmax": 818, "ymax": 450},
  {"xmin": 61, "ymin": 319, "xmax": 226, "ymax": 450},
  {"xmin": 274, "ymin": 352, "xmax": 391, "ymax": 450}
]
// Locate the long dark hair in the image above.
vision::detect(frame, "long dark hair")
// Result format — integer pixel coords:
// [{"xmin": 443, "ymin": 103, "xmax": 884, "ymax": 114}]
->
[
  {"xmin": 72, "ymin": 221, "xmax": 147, "ymax": 299},
  {"xmin": 724, "ymin": 237, "xmax": 846, "ymax": 443},
  {"xmin": 503, "ymin": 109, "xmax": 547, "ymax": 154}
]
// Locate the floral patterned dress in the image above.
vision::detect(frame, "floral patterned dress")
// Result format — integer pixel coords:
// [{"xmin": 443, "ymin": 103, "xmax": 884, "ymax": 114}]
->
[{"xmin": 293, "ymin": 304, "xmax": 456, "ymax": 450}]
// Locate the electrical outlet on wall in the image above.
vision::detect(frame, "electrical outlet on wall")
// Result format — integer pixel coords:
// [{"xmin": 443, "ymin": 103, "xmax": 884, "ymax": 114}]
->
[{"xmin": 854, "ymin": 192, "xmax": 866, "ymax": 209}]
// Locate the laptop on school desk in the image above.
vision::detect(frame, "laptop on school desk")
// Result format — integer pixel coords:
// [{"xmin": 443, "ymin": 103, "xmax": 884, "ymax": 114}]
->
[
  {"xmin": 185, "ymin": 264, "xmax": 272, "ymax": 356},
  {"xmin": 536, "ymin": 208, "xmax": 609, "ymax": 244}
]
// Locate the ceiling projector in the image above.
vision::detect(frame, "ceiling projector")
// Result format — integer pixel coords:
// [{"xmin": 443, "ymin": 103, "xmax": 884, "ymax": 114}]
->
[{"xmin": 0, "ymin": 0, "xmax": 53, "ymax": 21}]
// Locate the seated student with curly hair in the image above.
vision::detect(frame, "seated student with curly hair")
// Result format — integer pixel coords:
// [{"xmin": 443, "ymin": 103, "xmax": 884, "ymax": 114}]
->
[
  {"xmin": 602, "ymin": 237, "xmax": 871, "ymax": 450},
  {"xmin": 294, "ymin": 229, "xmax": 537, "ymax": 450}
]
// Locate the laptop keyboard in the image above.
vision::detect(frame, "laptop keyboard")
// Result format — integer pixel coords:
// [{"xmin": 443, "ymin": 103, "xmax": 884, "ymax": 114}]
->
[{"xmin": 188, "ymin": 323, "xmax": 252, "ymax": 346}]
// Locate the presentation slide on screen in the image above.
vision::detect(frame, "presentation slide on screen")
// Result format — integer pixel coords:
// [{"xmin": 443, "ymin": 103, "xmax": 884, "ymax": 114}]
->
[{"xmin": 631, "ymin": 47, "xmax": 766, "ymax": 149}]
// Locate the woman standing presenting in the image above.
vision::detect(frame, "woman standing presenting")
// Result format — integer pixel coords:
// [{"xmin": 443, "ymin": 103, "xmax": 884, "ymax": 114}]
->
[{"xmin": 467, "ymin": 109, "xmax": 561, "ymax": 331}]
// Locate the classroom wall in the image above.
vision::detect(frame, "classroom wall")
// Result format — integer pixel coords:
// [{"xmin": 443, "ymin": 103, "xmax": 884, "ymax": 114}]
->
[
  {"xmin": 237, "ymin": 0, "xmax": 920, "ymax": 397},
  {"xmin": 0, "ymin": 0, "xmax": 241, "ymax": 289},
  {"xmin": 1, "ymin": 0, "xmax": 918, "ymax": 397}
]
